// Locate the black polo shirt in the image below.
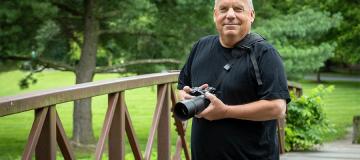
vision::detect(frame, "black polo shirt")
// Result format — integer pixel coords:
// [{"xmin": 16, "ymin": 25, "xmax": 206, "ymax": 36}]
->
[{"xmin": 178, "ymin": 34, "xmax": 290, "ymax": 160}]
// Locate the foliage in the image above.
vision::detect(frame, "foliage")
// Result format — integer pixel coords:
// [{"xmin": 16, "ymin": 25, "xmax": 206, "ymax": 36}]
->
[
  {"xmin": 331, "ymin": 1, "xmax": 360, "ymax": 64},
  {"xmin": 254, "ymin": 9, "xmax": 342, "ymax": 79},
  {"xmin": 0, "ymin": 0, "xmax": 215, "ymax": 78},
  {"xmin": 285, "ymin": 85, "xmax": 335, "ymax": 151},
  {"xmin": 0, "ymin": 0, "xmax": 216, "ymax": 145},
  {"xmin": 254, "ymin": 0, "xmax": 360, "ymax": 66}
]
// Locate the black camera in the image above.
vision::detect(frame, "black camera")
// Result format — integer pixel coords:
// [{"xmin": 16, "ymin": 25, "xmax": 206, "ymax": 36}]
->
[{"xmin": 174, "ymin": 87, "xmax": 216, "ymax": 121}]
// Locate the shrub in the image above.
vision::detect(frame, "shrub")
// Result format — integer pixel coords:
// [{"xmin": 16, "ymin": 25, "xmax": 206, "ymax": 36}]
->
[{"xmin": 285, "ymin": 85, "xmax": 335, "ymax": 151}]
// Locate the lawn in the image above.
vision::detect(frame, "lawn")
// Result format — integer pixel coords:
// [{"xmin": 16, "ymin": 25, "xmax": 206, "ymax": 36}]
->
[
  {"xmin": 299, "ymin": 80, "xmax": 360, "ymax": 141},
  {"xmin": 0, "ymin": 70, "xmax": 359, "ymax": 159},
  {"xmin": 0, "ymin": 70, "xmax": 187, "ymax": 160}
]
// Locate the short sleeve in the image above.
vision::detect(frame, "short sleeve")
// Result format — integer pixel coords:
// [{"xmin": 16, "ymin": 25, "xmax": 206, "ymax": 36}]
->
[
  {"xmin": 177, "ymin": 41, "xmax": 199, "ymax": 90},
  {"xmin": 256, "ymin": 47, "xmax": 291, "ymax": 104}
]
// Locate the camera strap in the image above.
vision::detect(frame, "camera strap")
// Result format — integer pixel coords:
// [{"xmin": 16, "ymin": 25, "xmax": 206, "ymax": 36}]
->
[{"xmin": 213, "ymin": 33, "xmax": 265, "ymax": 89}]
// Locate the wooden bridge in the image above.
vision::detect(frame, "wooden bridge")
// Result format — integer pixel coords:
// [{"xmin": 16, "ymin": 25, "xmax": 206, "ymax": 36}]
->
[{"xmin": 0, "ymin": 72, "xmax": 302, "ymax": 160}]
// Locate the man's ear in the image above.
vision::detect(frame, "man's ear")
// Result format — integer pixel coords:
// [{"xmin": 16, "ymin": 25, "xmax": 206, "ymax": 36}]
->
[
  {"xmin": 213, "ymin": 9, "xmax": 217, "ymax": 23},
  {"xmin": 250, "ymin": 10, "xmax": 255, "ymax": 23}
]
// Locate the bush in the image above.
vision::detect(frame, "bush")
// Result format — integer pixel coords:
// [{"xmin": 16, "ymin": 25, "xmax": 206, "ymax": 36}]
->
[{"xmin": 285, "ymin": 85, "xmax": 335, "ymax": 151}]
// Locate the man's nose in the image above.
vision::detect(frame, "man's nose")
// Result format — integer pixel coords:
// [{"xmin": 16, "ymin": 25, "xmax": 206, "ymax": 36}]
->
[{"xmin": 226, "ymin": 8, "xmax": 236, "ymax": 19}]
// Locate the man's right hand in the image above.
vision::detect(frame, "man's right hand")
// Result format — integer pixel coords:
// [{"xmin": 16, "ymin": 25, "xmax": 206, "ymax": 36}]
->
[{"xmin": 178, "ymin": 84, "xmax": 208, "ymax": 100}]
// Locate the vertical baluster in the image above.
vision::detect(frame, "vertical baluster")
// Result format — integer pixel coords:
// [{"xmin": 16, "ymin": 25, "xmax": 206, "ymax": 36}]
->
[
  {"xmin": 22, "ymin": 108, "xmax": 48, "ymax": 160},
  {"xmin": 95, "ymin": 93, "xmax": 119, "ymax": 160},
  {"xmin": 144, "ymin": 84, "xmax": 166, "ymax": 160},
  {"xmin": 158, "ymin": 84, "xmax": 171, "ymax": 160},
  {"xmin": 109, "ymin": 91, "xmax": 126, "ymax": 160},
  {"xmin": 36, "ymin": 106, "xmax": 56, "ymax": 160}
]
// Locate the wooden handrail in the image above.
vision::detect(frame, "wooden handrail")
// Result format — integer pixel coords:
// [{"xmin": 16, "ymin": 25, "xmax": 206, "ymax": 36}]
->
[
  {"xmin": 0, "ymin": 72, "xmax": 190, "ymax": 160},
  {"xmin": 0, "ymin": 72, "xmax": 302, "ymax": 159},
  {"xmin": 0, "ymin": 72, "xmax": 179, "ymax": 117}
]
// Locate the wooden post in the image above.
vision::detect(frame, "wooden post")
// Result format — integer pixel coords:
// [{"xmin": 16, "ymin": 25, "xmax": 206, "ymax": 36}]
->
[
  {"xmin": 277, "ymin": 118, "xmax": 286, "ymax": 154},
  {"xmin": 36, "ymin": 106, "xmax": 56, "ymax": 160},
  {"xmin": 158, "ymin": 84, "xmax": 171, "ymax": 160},
  {"xmin": 353, "ymin": 115, "xmax": 360, "ymax": 144},
  {"xmin": 109, "ymin": 92, "xmax": 126, "ymax": 160}
]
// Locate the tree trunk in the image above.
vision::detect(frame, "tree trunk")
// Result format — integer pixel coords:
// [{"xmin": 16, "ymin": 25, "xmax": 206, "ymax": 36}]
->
[
  {"xmin": 72, "ymin": 0, "xmax": 99, "ymax": 146},
  {"xmin": 316, "ymin": 71, "xmax": 321, "ymax": 83}
]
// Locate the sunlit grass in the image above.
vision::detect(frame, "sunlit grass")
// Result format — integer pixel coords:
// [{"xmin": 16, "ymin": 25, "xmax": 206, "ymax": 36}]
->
[{"xmin": 299, "ymin": 80, "xmax": 360, "ymax": 141}]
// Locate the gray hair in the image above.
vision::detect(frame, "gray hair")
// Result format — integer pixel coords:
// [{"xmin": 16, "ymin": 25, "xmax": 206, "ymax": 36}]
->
[{"xmin": 214, "ymin": 0, "xmax": 254, "ymax": 11}]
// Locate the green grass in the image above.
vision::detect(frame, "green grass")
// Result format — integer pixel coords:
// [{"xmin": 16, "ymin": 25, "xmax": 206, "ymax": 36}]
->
[
  {"xmin": 298, "ymin": 80, "xmax": 360, "ymax": 141},
  {"xmin": 0, "ymin": 70, "xmax": 189, "ymax": 159},
  {"xmin": 0, "ymin": 70, "xmax": 359, "ymax": 159}
]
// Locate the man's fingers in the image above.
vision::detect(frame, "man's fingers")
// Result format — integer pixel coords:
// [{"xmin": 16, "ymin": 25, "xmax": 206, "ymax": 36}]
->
[
  {"xmin": 199, "ymin": 84, "xmax": 209, "ymax": 90},
  {"xmin": 205, "ymin": 92, "xmax": 216, "ymax": 101},
  {"xmin": 183, "ymin": 86, "xmax": 192, "ymax": 93},
  {"xmin": 183, "ymin": 94, "xmax": 194, "ymax": 99},
  {"xmin": 197, "ymin": 105, "xmax": 211, "ymax": 117}
]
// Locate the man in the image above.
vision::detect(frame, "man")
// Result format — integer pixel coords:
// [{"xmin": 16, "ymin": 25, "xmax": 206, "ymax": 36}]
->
[{"xmin": 177, "ymin": 0, "xmax": 290, "ymax": 159}]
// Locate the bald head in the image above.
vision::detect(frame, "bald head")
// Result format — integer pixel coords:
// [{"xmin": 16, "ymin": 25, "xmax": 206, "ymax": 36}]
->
[{"xmin": 214, "ymin": 0, "xmax": 254, "ymax": 11}]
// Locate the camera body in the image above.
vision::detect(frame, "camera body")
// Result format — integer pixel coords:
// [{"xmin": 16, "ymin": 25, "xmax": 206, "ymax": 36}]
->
[{"xmin": 174, "ymin": 87, "xmax": 216, "ymax": 121}]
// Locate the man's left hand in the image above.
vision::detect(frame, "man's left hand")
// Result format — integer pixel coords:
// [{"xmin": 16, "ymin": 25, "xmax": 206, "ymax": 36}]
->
[{"xmin": 196, "ymin": 92, "xmax": 229, "ymax": 121}]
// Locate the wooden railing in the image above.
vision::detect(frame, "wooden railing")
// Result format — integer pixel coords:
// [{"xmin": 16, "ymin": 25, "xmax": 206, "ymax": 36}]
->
[
  {"xmin": 278, "ymin": 81, "xmax": 303, "ymax": 154},
  {"xmin": 0, "ymin": 72, "xmax": 302, "ymax": 159},
  {"xmin": 0, "ymin": 72, "xmax": 189, "ymax": 160}
]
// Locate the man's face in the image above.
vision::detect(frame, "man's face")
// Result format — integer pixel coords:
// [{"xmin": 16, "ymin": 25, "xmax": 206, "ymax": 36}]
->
[{"xmin": 213, "ymin": 0, "xmax": 255, "ymax": 40}]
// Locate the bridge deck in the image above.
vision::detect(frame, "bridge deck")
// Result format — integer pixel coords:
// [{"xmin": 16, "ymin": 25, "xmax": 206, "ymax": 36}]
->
[{"xmin": 281, "ymin": 129, "xmax": 360, "ymax": 160}]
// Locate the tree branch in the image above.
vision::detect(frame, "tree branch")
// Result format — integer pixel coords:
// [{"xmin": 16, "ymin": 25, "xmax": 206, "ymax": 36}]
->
[
  {"xmin": 99, "ymin": 30, "xmax": 154, "ymax": 36},
  {"xmin": 1, "ymin": 55, "xmax": 181, "ymax": 73},
  {"xmin": 0, "ymin": 55, "xmax": 75, "ymax": 72},
  {"xmin": 99, "ymin": 30, "xmax": 179, "ymax": 38},
  {"xmin": 51, "ymin": 1, "xmax": 83, "ymax": 17},
  {"xmin": 95, "ymin": 58, "xmax": 181, "ymax": 73},
  {"xmin": 97, "ymin": 11, "xmax": 122, "ymax": 20}
]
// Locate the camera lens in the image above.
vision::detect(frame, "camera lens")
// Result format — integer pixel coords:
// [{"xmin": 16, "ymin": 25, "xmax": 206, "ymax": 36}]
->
[{"xmin": 174, "ymin": 95, "xmax": 209, "ymax": 121}]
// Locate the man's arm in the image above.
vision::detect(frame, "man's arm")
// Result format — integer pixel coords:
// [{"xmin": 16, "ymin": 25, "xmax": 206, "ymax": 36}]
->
[{"xmin": 197, "ymin": 92, "xmax": 286, "ymax": 121}]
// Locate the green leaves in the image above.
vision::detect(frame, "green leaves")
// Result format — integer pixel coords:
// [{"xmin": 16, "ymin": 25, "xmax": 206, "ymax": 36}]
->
[
  {"xmin": 254, "ymin": 9, "xmax": 342, "ymax": 79},
  {"xmin": 285, "ymin": 85, "xmax": 335, "ymax": 151}
]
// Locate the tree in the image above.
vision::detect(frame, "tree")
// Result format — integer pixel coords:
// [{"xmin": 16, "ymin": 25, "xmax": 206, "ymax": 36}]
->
[
  {"xmin": 327, "ymin": 0, "xmax": 360, "ymax": 65},
  {"xmin": 254, "ymin": 9, "xmax": 342, "ymax": 79},
  {"xmin": 0, "ymin": 0, "xmax": 214, "ymax": 146},
  {"xmin": 254, "ymin": 0, "xmax": 360, "ymax": 67}
]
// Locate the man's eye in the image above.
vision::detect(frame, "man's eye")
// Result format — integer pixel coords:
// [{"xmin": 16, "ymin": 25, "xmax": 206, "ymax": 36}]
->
[
  {"xmin": 220, "ymin": 7, "xmax": 228, "ymax": 12},
  {"xmin": 234, "ymin": 7, "xmax": 244, "ymax": 12}
]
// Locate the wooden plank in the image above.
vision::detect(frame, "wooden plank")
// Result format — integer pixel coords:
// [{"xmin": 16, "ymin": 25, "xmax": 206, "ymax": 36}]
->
[
  {"xmin": 277, "ymin": 118, "xmax": 286, "ymax": 154},
  {"xmin": 56, "ymin": 112, "xmax": 75, "ymax": 160},
  {"xmin": 95, "ymin": 93, "xmax": 119, "ymax": 160},
  {"xmin": 109, "ymin": 92, "xmax": 126, "ymax": 160},
  {"xmin": 125, "ymin": 104, "xmax": 143, "ymax": 160},
  {"xmin": 22, "ymin": 108, "xmax": 48, "ymax": 160},
  {"xmin": 144, "ymin": 84, "xmax": 167, "ymax": 160},
  {"xmin": 170, "ymin": 86, "xmax": 190, "ymax": 160},
  {"xmin": 158, "ymin": 84, "xmax": 171, "ymax": 160},
  {"xmin": 0, "ymin": 72, "xmax": 179, "ymax": 117},
  {"xmin": 35, "ymin": 106, "xmax": 56, "ymax": 160}
]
